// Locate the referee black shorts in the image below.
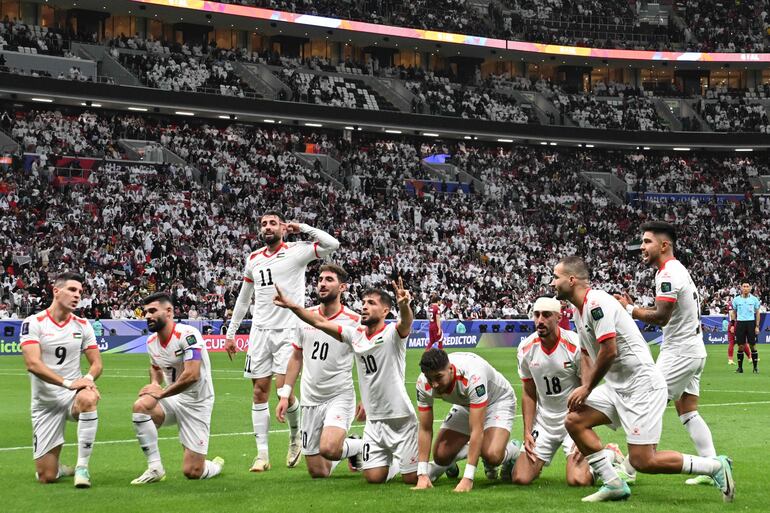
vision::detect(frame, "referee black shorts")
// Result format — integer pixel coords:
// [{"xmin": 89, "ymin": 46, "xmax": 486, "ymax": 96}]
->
[{"xmin": 735, "ymin": 320, "xmax": 757, "ymax": 345}]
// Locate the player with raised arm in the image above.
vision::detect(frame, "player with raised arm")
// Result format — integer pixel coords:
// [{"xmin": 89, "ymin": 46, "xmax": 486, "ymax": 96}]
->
[
  {"xmin": 20, "ymin": 272, "xmax": 102, "ymax": 488},
  {"xmin": 552, "ymin": 256, "xmax": 735, "ymax": 503},
  {"xmin": 130, "ymin": 293, "xmax": 223, "ymax": 484},
  {"xmin": 224, "ymin": 211, "xmax": 340, "ymax": 472},
  {"xmin": 275, "ymin": 264, "xmax": 364, "ymax": 478},
  {"xmin": 412, "ymin": 348, "xmax": 520, "ymax": 493},
  {"xmin": 274, "ymin": 277, "xmax": 419, "ymax": 485},
  {"xmin": 426, "ymin": 294, "xmax": 444, "ymax": 350},
  {"xmin": 615, "ymin": 221, "xmax": 718, "ymax": 487},
  {"xmin": 513, "ymin": 297, "xmax": 602, "ymax": 486}
]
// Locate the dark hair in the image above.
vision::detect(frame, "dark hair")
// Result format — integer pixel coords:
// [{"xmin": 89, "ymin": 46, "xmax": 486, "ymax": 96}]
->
[
  {"xmin": 558, "ymin": 256, "xmax": 590, "ymax": 281},
  {"xmin": 319, "ymin": 263, "xmax": 349, "ymax": 283},
  {"xmin": 362, "ymin": 288, "xmax": 393, "ymax": 309},
  {"xmin": 260, "ymin": 210, "xmax": 285, "ymax": 223},
  {"xmin": 142, "ymin": 292, "xmax": 174, "ymax": 306},
  {"xmin": 53, "ymin": 271, "xmax": 84, "ymax": 287},
  {"xmin": 420, "ymin": 348, "xmax": 450, "ymax": 374},
  {"xmin": 641, "ymin": 221, "xmax": 677, "ymax": 244}
]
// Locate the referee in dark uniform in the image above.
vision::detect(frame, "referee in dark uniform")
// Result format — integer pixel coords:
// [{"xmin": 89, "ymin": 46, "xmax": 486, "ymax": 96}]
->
[{"xmin": 731, "ymin": 282, "xmax": 762, "ymax": 373}]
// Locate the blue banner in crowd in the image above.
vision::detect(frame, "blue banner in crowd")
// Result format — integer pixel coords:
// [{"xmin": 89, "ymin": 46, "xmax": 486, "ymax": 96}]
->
[
  {"xmin": 1, "ymin": 317, "xmax": 766, "ymax": 356},
  {"xmin": 405, "ymin": 179, "xmax": 470, "ymax": 196},
  {"xmin": 627, "ymin": 192, "xmax": 747, "ymax": 205}
]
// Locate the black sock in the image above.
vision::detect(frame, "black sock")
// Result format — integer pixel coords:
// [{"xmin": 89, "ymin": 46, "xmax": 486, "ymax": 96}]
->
[
  {"xmin": 752, "ymin": 351, "xmax": 759, "ymax": 370},
  {"xmin": 738, "ymin": 351, "xmax": 744, "ymax": 369}
]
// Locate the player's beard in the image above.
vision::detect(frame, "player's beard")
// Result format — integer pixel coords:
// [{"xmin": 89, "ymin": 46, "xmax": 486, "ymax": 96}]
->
[
  {"xmin": 147, "ymin": 317, "xmax": 166, "ymax": 333},
  {"xmin": 262, "ymin": 232, "xmax": 280, "ymax": 245},
  {"xmin": 360, "ymin": 315, "xmax": 379, "ymax": 327},
  {"xmin": 318, "ymin": 291, "xmax": 339, "ymax": 305}
]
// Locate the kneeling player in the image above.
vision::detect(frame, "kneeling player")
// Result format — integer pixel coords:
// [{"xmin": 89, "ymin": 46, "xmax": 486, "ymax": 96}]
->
[
  {"xmin": 130, "ymin": 293, "xmax": 224, "ymax": 484},
  {"xmin": 514, "ymin": 297, "xmax": 617, "ymax": 486},
  {"xmin": 412, "ymin": 349, "xmax": 521, "ymax": 492},
  {"xmin": 21, "ymin": 272, "xmax": 102, "ymax": 488},
  {"xmin": 275, "ymin": 264, "xmax": 364, "ymax": 477}
]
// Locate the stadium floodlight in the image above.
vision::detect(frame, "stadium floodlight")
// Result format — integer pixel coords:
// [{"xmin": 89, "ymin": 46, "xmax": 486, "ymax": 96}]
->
[
  {"xmin": 305, "ymin": 122, "xmax": 323, "ymax": 127},
  {"xmin": 584, "ymin": 144, "xmax": 595, "ymax": 148},
  {"xmin": 643, "ymin": 147, "xmax": 651, "ymax": 150},
  {"xmin": 344, "ymin": 126, "xmax": 355, "ymax": 130},
  {"xmin": 128, "ymin": 107, "xmax": 148, "ymax": 112},
  {"xmin": 422, "ymin": 132, "xmax": 439, "ymax": 137},
  {"xmin": 735, "ymin": 148, "xmax": 753, "ymax": 152},
  {"xmin": 464, "ymin": 136, "xmax": 472, "ymax": 140},
  {"xmin": 31, "ymin": 98, "xmax": 53, "ymax": 103},
  {"xmin": 218, "ymin": 115, "xmax": 237, "ymax": 120},
  {"xmin": 497, "ymin": 139, "xmax": 513, "ymax": 143},
  {"xmin": 540, "ymin": 141, "xmax": 548, "ymax": 145},
  {"xmin": 263, "ymin": 119, "xmax": 276, "ymax": 123},
  {"xmin": 80, "ymin": 102, "xmax": 102, "ymax": 107},
  {"xmin": 549, "ymin": 142, "xmax": 557, "ymax": 146},
  {"xmin": 673, "ymin": 147, "xmax": 690, "ymax": 151},
  {"xmin": 175, "ymin": 111, "xmax": 195, "ymax": 116},
  {"xmin": 385, "ymin": 129, "xmax": 402, "ymax": 134}
]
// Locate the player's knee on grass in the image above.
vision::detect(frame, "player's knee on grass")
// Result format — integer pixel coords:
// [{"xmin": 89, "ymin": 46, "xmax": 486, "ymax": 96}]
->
[
  {"xmin": 566, "ymin": 469, "xmax": 593, "ymax": 487},
  {"xmin": 628, "ymin": 448, "xmax": 656, "ymax": 473},
  {"xmin": 402, "ymin": 472, "xmax": 418, "ymax": 485},
  {"xmin": 306, "ymin": 458, "xmax": 330, "ymax": 479},
  {"xmin": 363, "ymin": 467, "xmax": 389, "ymax": 483},
  {"xmin": 183, "ymin": 461, "xmax": 205, "ymax": 479},
  {"xmin": 481, "ymin": 445, "xmax": 506, "ymax": 467},
  {"xmin": 511, "ymin": 467, "xmax": 535, "ymax": 485},
  {"xmin": 36, "ymin": 467, "xmax": 59, "ymax": 484}
]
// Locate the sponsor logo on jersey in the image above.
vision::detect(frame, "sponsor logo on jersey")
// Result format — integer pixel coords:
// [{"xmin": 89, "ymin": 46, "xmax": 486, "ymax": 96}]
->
[
  {"xmin": 21, "ymin": 322, "xmax": 30, "ymax": 336},
  {"xmin": 661, "ymin": 282, "xmax": 672, "ymax": 293},
  {"xmin": 474, "ymin": 384, "xmax": 486, "ymax": 397},
  {"xmin": 591, "ymin": 307, "xmax": 604, "ymax": 321},
  {"xmin": 186, "ymin": 334, "xmax": 197, "ymax": 346}
]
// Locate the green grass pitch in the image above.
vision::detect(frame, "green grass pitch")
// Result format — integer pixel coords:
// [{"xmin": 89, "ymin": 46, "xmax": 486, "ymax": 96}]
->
[{"xmin": 0, "ymin": 345, "xmax": 766, "ymax": 512}]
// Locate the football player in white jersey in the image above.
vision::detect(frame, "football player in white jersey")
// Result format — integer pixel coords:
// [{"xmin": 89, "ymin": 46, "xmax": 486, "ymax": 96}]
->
[
  {"xmin": 20, "ymin": 272, "xmax": 102, "ymax": 488},
  {"xmin": 552, "ymin": 256, "xmax": 734, "ymax": 503},
  {"xmin": 513, "ymin": 297, "xmax": 625, "ymax": 486},
  {"xmin": 615, "ymin": 221, "xmax": 717, "ymax": 487},
  {"xmin": 275, "ymin": 264, "xmax": 364, "ymax": 478},
  {"xmin": 130, "ymin": 293, "xmax": 223, "ymax": 484},
  {"xmin": 274, "ymin": 277, "xmax": 419, "ymax": 485},
  {"xmin": 224, "ymin": 211, "xmax": 340, "ymax": 471},
  {"xmin": 412, "ymin": 349, "xmax": 520, "ymax": 493}
]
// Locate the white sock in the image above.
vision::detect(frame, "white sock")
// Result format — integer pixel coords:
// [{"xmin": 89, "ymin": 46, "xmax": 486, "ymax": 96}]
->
[
  {"xmin": 340, "ymin": 437, "xmax": 364, "ymax": 460},
  {"xmin": 682, "ymin": 454, "xmax": 721, "ymax": 475},
  {"xmin": 502, "ymin": 441, "xmax": 521, "ymax": 465},
  {"xmin": 620, "ymin": 455, "xmax": 636, "ymax": 476},
  {"xmin": 330, "ymin": 460, "xmax": 341, "ymax": 474},
  {"xmin": 386, "ymin": 460, "xmax": 400, "ymax": 481},
  {"xmin": 252, "ymin": 403, "xmax": 270, "ymax": 459},
  {"xmin": 199, "ymin": 459, "xmax": 223, "ymax": 479},
  {"xmin": 286, "ymin": 398, "xmax": 300, "ymax": 438},
  {"xmin": 132, "ymin": 413, "xmax": 163, "ymax": 470},
  {"xmin": 428, "ymin": 445, "xmax": 469, "ymax": 481},
  {"xmin": 587, "ymin": 450, "xmax": 622, "ymax": 487},
  {"xmin": 680, "ymin": 411, "xmax": 717, "ymax": 458},
  {"xmin": 76, "ymin": 410, "xmax": 98, "ymax": 468}
]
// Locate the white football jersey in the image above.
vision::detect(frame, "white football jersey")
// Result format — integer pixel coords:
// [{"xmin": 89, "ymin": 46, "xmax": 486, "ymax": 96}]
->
[
  {"xmin": 416, "ymin": 352, "xmax": 514, "ymax": 412},
  {"xmin": 339, "ymin": 322, "xmax": 415, "ymax": 421},
  {"xmin": 242, "ymin": 241, "xmax": 324, "ymax": 329},
  {"xmin": 147, "ymin": 323, "xmax": 214, "ymax": 403},
  {"xmin": 20, "ymin": 310, "xmax": 97, "ymax": 406},
  {"xmin": 654, "ymin": 259, "xmax": 707, "ymax": 358},
  {"xmin": 573, "ymin": 289, "xmax": 660, "ymax": 394},
  {"xmin": 294, "ymin": 305, "xmax": 359, "ymax": 406},
  {"xmin": 517, "ymin": 328, "xmax": 582, "ymax": 426}
]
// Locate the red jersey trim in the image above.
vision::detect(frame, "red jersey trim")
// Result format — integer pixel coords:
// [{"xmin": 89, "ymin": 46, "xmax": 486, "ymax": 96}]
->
[
  {"xmin": 262, "ymin": 242, "xmax": 288, "ymax": 258},
  {"xmin": 244, "ymin": 276, "xmax": 254, "ymax": 283},
  {"xmin": 313, "ymin": 242, "xmax": 320, "ymax": 259},
  {"xmin": 46, "ymin": 310, "xmax": 72, "ymax": 328},
  {"xmin": 540, "ymin": 333, "xmax": 560, "ymax": 356},
  {"xmin": 159, "ymin": 322, "xmax": 177, "ymax": 349},
  {"xmin": 151, "ymin": 364, "xmax": 161, "ymax": 370},
  {"xmin": 470, "ymin": 400, "xmax": 488, "ymax": 409},
  {"xmin": 576, "ymin": 288, "xmax": 592, "ymax": 315},
  {"xmin": 597, "ymin": 332, "xmax": 616, "ymax": 343},
  {"xmin": 74, "ymin": 316, "xmax": 87, "ymax": 325},
  {"xmin": 366, "ymin": 324, "xmax": 388, "ymax": 340},
  {"xmin": 20, "ymin": 340, "xmax": 39, "ymax": 347},
  {"xmin": 418, "ymin": 405, "xmax": 432, "ymax": 412},
  {"xmin": 291, "ymin": 343, "xmax": 302, "ymax": 351},
  {"xmin": 325, "ymin": 305, "xmax": 345, "ymax": 321},
  {"xmin": 84, "ymin": 344, "xmax": 99, "ymax": 350},
  {"xmin": 337, "ymin": 325, "xmax": 343, "ymax": 336},
  {"xmin": 656, "ymin": 296, "xmax": 677, "ymax": 303},
  {"xmin": 520, "ymin": 377, "xmax": 533, "ymax": 382},
  {"xmin": 658, "ymin": 258, "xmax": 676, "ymax": 272}
]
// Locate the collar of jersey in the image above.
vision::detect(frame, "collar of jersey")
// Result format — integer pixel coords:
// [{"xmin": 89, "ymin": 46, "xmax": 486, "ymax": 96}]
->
[
  {"xmin": 576, "ymin": 288, "xmax": 592, "ymax": 315},
  {"xmin": 262, "ymin": 242, "xmax": 288, "ymax": 258},
  {"xmin": 159, "ymin": 322, "xmax": 177, "ymax": 348},
  {"xmin": 539, "ymin": 327, "xmax": 563, "ymax": 356},
  {"xmin": 46, "ymin": 309, "xmax": 72, "ymax": 328}
]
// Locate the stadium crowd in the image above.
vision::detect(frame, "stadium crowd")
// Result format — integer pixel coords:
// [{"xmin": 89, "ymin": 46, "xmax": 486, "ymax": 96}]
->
[{"xmin": 1, "ymin": 106, "xmax": 769, "ymax": 322}]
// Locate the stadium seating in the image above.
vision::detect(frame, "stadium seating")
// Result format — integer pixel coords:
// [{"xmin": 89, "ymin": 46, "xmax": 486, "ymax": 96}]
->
[{"xmin": 1, "ymin": 105, "xmax": 768, "ymax": 321}]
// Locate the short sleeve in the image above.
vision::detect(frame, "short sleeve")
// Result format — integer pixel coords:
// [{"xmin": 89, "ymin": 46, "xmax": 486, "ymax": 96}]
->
[
  {"xmin": 468, "ymin": 373, "xmax": 489, "ymax": 408},
  {"xmin": 182, "ymin": 330, "xmax": 205, "ymax": 362},
  {"xmin": 589, "ymin": 296, "xmax": 618, "ymax": 344},
  {"xmin": 339, "ymin": 325, "xmax": 357, "ymax": 347},
  {"xmin": 732, "ymin": 297, "xmax": 738, "ymax": 310},
  {"xmin": 755, "ymin": 297, "xmax": 761, "ymax": 311},
  {"xmin": 242, "ymin": 255, "xmax": 254, "ymax": 283},
  {"xmin": 415, "ymin": 375, "xmax": 434, "ymax": 411},
  {"xmin": 517, "ymin": 347, "xmax": 532, "ymax": 381},
  {"xmin": 20, "ymin": 317, "xmax": 41, "ymax": 347},
  {"xmin": 293, "ymin": 328, "xmax": 307, "ymax": 351},
  {"xmin": 391, "ymin": 323, "xmax": 408, "ymax": 344},
  {"xmin": 80, "ymin": 322, "xmax": 98, "ymax": 352},
  {"xmin": 655, "ymin": 270, "xmax": 679, "ymax": 303}
]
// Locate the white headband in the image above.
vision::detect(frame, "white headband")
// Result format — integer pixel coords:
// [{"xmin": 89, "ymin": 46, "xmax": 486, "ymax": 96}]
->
[{"xmin": 532, "ymin": 297, "xmax": 562, "ymax": 314}]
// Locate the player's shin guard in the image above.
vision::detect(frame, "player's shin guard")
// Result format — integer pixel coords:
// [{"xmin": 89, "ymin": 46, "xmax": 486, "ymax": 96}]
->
[
  {"xmin": 252, "ymin": 403, "xmax": 270, "ymax": 459},
  {"xmin": 285, "ymin": 398, "xmax": 300, "ymax": 438},
  {"xmin": 752, "ymin": 350, "xmax": 759, "ymax": 371},
  {"xmin": 680, "ymin": 411, "xmax": 716, "ymax": 458},
  {"xmin": 76, "ymin": 410, "xmax": 98, "ymax": 468},
  {"xmin": 133, "ymin": 413, "xmax": 162, "ymax": 469},
  {"xmin": 737, "ymin": 351, "xmax": 744, "ymax": 370},
  {"xmin": 587, "ymin": 451, "xmax": 621, "ymax": 487}
]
